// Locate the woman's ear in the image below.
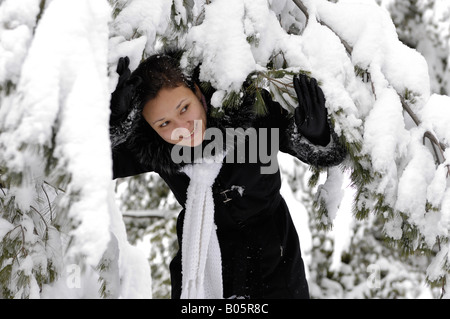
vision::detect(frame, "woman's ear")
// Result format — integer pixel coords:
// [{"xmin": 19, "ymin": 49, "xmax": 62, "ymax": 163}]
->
[
  {"xmin": 194, "ymin": 83, "xmax": 202, "ymax": 100},
  {"xmin": 194, "ymin": 83, "xmax": 208, "ymax": 112}
]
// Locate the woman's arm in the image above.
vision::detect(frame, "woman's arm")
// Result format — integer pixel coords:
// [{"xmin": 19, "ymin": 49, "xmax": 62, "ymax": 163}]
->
[
  {"xmin": 111, "ymin": 142, "xmax": 148, "ymax": 179},
  {"xmin": 280, "ymin": 115, "xmax": 347, "ymax": 168},
  {"xmin": 260, "ymin": 84, "xmax": 347, "ymax": 168},
  {"xmin": 109, "ymin": 57, "xmax": 151, "ymax": 179}
]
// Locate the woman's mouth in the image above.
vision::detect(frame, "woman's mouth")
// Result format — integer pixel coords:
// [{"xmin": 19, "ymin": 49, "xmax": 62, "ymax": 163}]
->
[{"xmin": 182, "ymin": 123, "xmax": 197, "ymax": 140}]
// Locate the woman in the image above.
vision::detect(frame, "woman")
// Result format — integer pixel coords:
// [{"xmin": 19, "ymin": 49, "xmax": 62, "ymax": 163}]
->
[{"xmin": 110, "ymin": 52, "xmax": 346, "ymax": 299}]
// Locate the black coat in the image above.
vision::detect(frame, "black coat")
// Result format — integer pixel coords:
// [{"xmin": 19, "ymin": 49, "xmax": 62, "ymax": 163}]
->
[{"xmin": 111, "ymin": 90, "xmax": 346, "ymax": 299}]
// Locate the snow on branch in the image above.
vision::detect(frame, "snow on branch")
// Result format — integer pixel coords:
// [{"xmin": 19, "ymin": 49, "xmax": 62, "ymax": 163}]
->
[
  {"xmin": 293, "ymin": 0, "xmax": 447, "ymax": 174},
  {"xmin": 292, "ymin": 0, "xmax": 450, "ymax": 297}
]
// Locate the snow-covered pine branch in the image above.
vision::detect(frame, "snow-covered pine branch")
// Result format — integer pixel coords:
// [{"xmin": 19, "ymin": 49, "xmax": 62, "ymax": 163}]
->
[
  {"xmin": 288, "ymin": 0, "xmax": 450, "ymax": 297},
  {"xmin": 295, "ymin": 0, "xmax": 448, "ymax": 178},
  {"xmin": 1, "ymin": 0, "xmax": 450, "ymax": 299},
  {"xmin": 0, "ymin": 0, "xmax": 151, "ymax": 299}
]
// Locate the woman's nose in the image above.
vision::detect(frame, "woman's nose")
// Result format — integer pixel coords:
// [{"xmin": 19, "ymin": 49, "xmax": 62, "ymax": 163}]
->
[
  {"xmin": 174, "ymin": 119, "xmax": 191, "ymax": 130},
  {"xmin": 171, "ymin": 120, "xmax": 192, "ymax": 139}
]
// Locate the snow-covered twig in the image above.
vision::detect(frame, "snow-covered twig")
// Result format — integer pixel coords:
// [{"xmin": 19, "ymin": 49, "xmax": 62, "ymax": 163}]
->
[
  {"xmin": 30, "ymin": 205, "xmax": 49, "ymax": 239},
  {"xmin": 41, "ymin": 184, "xmax": 54, "ymax": 223},
  {"xmin": 123, "ymin": 209, "xmax": 177, "ymax": 219},
  {"xmin": 292, "ymin": 0, "xmax": 309, "ymax": 24}
]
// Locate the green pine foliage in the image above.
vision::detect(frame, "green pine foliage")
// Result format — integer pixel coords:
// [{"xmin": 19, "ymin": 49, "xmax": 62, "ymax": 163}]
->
[{"xmin": 0, "ymin": 178, "xmax": 63, "ymax": 298}]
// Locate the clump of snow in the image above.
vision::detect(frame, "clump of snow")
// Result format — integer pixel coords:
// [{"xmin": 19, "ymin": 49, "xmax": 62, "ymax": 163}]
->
[
  {"xmin": 421, "ymin": 94, "xmax": 450, "ymax": 145},
  {"xmin": 18, "ymin": 0, "xmax": 113, "ymax": 267},
  {"xmin": 110, "ymin": 0, "xmax": 172, "ymax": 53},
  {"xmin": 316, "ymin": 167, "xmax": 345, "ymax": 223},
  {"xmin": 316, "ymin": 0, "xmax": 431, "ymax": 102},
  {"xmin": 0, "ymin": 218, "xmax": 14, "ymax": 239},
  {"xmin": 0, "ymin": 0, "xmax": 41, "ymax": 85},
  {"xmin": 184, "ymin": 0, "xmax": 256, "ymax": 92}
]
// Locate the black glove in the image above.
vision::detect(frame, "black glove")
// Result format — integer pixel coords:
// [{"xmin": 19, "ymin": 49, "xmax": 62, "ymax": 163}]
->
[
  {"xmin": 294, "ymin": 74, "xmax": 331, "ymax": 146},
  {"xmin": 110, "ymin": 57, "xmax": 142, "ymax": 126}
]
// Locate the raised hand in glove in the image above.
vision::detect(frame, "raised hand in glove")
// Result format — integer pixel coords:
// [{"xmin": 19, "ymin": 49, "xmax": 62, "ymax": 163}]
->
[
  {"xmin": 110, "ymin": 57, "xmax": 142, "ymax": 126},
  {"xmin": 294, "ymin": 74, "xmax": 331, "ymax": 146}
]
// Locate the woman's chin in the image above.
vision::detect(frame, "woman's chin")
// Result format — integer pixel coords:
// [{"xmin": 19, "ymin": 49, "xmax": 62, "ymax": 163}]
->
[
  {"xmin": 190, "ymin": 137, "xmax": 204, "ymax": 147},
  {"xmin": 173, "ymin": 136, "xmax": 204, "ymax": 148}
]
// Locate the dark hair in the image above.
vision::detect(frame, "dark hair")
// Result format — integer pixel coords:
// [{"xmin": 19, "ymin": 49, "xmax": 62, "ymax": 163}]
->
[
  {"xmin": 130, "ymin": 50, "xmax": 196, "ymax": 112},
  {"xmin": 126, "ymin": 50, "xmax": 199, "ymax": 174}
]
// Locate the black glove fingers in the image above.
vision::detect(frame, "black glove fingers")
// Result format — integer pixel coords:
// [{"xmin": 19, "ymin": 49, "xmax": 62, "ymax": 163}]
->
[
  {"xmin": 295, "ymin": 104, "xmax": 306, "ymax": 126},
  {"xmin": 116, "ymin": 57, "xmax": 130, "ymax": 75},
  {"xmin": 110, "ymin": 57, "xmax": 139, "ymax": 126},
  {"xmin": 293, "ymin": 73, "xmax": 332, "ymax": 146},
  {"xmin": 117, "ymin": 57, "xmax": 123, "ymax": 74},
  {"xmin": 309, "ymin": 77, "xmax": 319, "ymax": 106},
  {"xmin": 294, "ymin": 75, "xmax": 306, "ymax": 126},
  {"xmin": 309, "ymin": 77, "xmax": 326, "ymax": 109},
  {"xmin": 116, "ymin": 57, "xmax": 132, "ymax": 88},
  {"xmin": 117, "ymin": 57, "xmax": 130, "ymax": 74},
  {"xmin": 315, "ymin": 81, "xmax": 326, "ymax": 107},
  {"xmin": 313, "ymin": 80, "xmax": 328, "ymax": 125},
  {"xmin": 300, "ymin": 74, "xmax": 312, "ymax": 118},
  {"xmin": 293, "ymin": 75, "xmax": 304, "ymax": 105}
]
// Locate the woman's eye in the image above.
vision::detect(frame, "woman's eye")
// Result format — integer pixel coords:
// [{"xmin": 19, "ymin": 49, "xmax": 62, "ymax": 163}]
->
[
  {"xmin": 181, "ymin": 105, "xmax": 189, "ymax": 113},
  {"xmin": 160, "ymin": 121, "xmax": 169, "ymax": 128}
]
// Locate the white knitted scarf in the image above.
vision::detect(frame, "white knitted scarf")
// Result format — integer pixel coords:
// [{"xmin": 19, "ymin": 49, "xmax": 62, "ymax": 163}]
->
[{"xmin": 180, "ymin": 156, "xmax": 224, "ymax": 299}]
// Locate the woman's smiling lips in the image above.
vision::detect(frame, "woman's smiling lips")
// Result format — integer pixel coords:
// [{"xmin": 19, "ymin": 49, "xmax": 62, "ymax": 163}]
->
[{"xmin": 181, "ymin": 122, "xmax": 198, "ymax": 140}]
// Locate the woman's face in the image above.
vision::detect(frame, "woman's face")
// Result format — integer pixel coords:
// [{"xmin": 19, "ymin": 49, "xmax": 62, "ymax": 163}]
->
[{"xmin": 142, "ymin": 84, "xmax": 207, "ymax": 147}]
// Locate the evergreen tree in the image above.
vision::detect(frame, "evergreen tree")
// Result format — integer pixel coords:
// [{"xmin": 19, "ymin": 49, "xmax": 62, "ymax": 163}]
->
[
  {"xmin": 0, "ymin": 0, "xmax": 151, "ymax": 299},
  {"xmin": 1, "ymin": 0, "xmax": 449, "ymax": 299},
  {"xmin": 378, "ymin": 0, "xmax": 450, "ymax": 95}
]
